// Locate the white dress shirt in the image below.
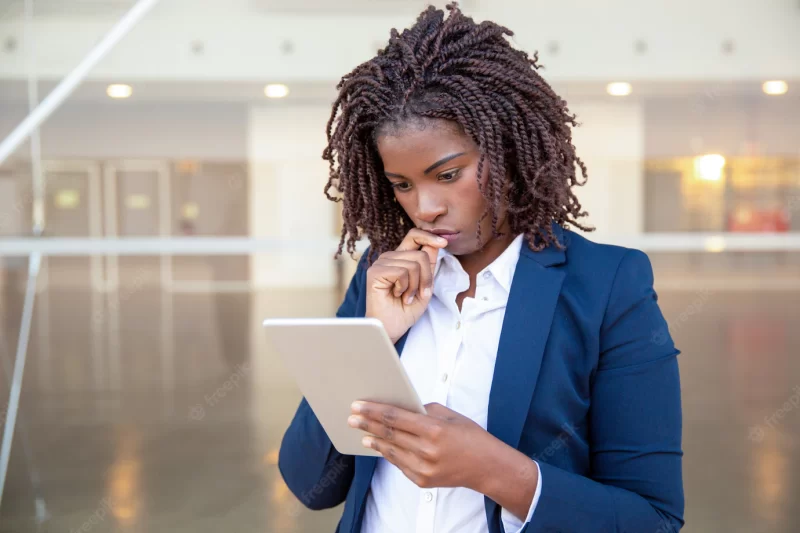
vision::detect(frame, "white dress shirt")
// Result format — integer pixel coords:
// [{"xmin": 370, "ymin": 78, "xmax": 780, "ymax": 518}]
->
[{"xmin": 361, "ymin": 233, "xmax": 542, "ymax": 533}]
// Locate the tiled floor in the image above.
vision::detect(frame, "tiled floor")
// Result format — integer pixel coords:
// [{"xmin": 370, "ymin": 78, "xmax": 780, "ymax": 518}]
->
[{"xmin": 0, "ymin": 264, "xmax": 799, "ymax": 532}]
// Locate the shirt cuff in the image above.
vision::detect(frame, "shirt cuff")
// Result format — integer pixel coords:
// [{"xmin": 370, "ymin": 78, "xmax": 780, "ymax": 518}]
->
[{"xmin": 500, "ymin": 460, "xmax": 542, "ymax": 533}]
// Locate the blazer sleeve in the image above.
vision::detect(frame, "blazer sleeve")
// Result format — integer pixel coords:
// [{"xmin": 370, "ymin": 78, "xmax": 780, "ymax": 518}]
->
[
  {"xmin": 277, "ymin": 253, "xmax": 368, "ymax": 510},
  {"xmin": 523, "ymin": 249, "xmax": 685, "ymax": 533}
]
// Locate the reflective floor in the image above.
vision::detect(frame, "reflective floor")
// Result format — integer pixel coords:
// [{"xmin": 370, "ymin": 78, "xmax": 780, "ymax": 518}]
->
[{"xmin": 1, "ymin": 258, "xmax": 799, "ymax": 533}]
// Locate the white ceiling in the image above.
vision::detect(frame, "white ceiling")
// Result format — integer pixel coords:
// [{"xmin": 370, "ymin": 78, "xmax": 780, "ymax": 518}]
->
[
  {"xmin": 251, "ymin": 0, "xmax": 477, "ymax": 15},
  {"xmin": 0, "ymin": 0, "xmax": 135, "ymax": 19},
  {"xmin": 2, "ymin": 1, "xmax": 796, "ymax": 84},
  {"xmin": 0, "ymin": 0, "xmax": 477, "ymax": 20}
]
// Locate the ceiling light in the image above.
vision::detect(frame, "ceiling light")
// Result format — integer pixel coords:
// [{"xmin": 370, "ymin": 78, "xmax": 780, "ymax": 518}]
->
[
  {"xmin": 107, "ymin": 84, "xmax": 132, "ymax": 99},
  {"xmin": 694, "ymin": 154, "xmax": 726, "ymax": 182},
  {"xmin": 264, "ymin": 84, "xmax": 289, "ymax": 98},
  {"xmin": 606, "ymin": 82, "xmax": 632, "ymax": 96},
  {"xmin": 762, "ymin": 80, "xmax": 788, "ymax": 96}
]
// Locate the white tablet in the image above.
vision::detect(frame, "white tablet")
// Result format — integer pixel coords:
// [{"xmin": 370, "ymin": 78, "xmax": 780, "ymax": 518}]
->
[{"xmin": 263, "ymin": 317, "xmax": 427, "ymax": 457}]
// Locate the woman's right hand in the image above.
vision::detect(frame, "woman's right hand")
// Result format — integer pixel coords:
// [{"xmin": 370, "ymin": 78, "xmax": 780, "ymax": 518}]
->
[{"xmin": 365, "ymin": 229, "xmax": 449, "ymax": 344}]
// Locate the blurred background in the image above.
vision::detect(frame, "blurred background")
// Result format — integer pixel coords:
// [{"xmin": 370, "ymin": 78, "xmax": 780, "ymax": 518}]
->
[{"xmin": 0, "ymin": 0, "xmax": 798, "ymax": 531}]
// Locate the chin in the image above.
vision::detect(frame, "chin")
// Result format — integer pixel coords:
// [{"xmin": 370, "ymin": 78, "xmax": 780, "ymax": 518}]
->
[{"xmin": 447, "ymin": 235, "xmax": 482, "ymax": 256}]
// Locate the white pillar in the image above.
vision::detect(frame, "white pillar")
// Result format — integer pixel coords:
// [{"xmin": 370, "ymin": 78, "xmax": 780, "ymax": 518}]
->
[
  {"xmin": 569, "ymin": 101, "xmax": 645, "ymax": 237},
  {"xmin": 247, "ymin": 104, "xmax": 341, "ymax": 453},
  {"xmin": 247, "ymin": 104, "xmax": 336, "ymax": 289}
]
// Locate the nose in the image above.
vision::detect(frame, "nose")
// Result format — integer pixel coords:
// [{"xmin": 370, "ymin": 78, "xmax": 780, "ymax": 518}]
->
[{"xmin": 415, "ymin": 188, "xmax": 447, "ymax": 225}]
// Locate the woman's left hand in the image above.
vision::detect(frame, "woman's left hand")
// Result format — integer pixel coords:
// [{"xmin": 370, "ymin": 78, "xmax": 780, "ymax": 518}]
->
[{"xmin": 348, "ymin": 400, "xmax": 500, "ymax": 490}]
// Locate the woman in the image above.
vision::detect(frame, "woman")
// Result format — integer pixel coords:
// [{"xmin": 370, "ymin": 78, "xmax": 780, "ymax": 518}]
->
[{"xmin": 279, "ymin": 4, "xmax": 684, "ymax": 533}]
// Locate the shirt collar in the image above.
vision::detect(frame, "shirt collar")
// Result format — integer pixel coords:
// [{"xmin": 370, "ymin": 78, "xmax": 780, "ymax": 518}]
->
[{"xmin": 434, "ymin": 233, "xmax": 525, "ymax": 294}]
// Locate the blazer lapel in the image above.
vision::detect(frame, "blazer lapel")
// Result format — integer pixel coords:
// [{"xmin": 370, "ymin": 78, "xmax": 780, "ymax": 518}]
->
[{"xmin": 483, "ymin": 228, "xmax": 567, "ymax": 529}]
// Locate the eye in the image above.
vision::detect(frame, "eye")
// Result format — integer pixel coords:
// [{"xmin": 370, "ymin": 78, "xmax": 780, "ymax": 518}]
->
[
  {"xmin": 391, "ymin": 182, "xmax": 412, "ymax": 192},
  {"xmin": 438, "ymin": 169, "xmax": 461, "ymax": 182}
]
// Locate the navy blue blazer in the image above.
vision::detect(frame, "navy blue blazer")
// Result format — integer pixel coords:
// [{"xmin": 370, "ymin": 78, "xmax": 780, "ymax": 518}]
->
[{"xmin": 279, "ymin": 226, "xmax": 684, "ymax": 533}]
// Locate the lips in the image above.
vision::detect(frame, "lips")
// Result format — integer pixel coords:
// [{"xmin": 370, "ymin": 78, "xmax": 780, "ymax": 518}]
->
[
  {"xmin": 437, "ymin": 233, "xmax": 459, "ymax": 243},
  {"xmin": 429, "ymin": 228, "xmax": 460, "ymax": 243}
]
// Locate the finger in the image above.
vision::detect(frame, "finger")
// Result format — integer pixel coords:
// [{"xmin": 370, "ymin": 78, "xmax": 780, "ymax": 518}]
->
[
  {"xmin": 352, "ymin": 401, "xmax": 434, "ymax": 437},
  {"xmin": 423, "ymin": 402, "xmax": 448, "ymax": 415},
  {"xmin": 419, "ymin": 245, "xmax": 439, "ymax": 276},
  {"xmin": 423, "ymin": 402, "xmax": 459, "ymax": 422},
  {"xmin": 363, "ymin": 436, "xmax": 433, "ymax": 488},
  {"xmin": 369, "ymin": 265, "xmax": 409, "ymax": 297},
  {"xmin": 348, "ymin": 414, "xmax": 422, "ymax": 451},
  {"xmin": 362, "ymin": 435, "xmax": 417, "ymax": 470},
  {"xmin": 382, "ymin": 250, "xmax": 433, "ymax": 296},
  {"xmin": 373, "ymin": 258, "xmax": 420, "ymax": 304},
  {"xmin": 396, "ymin": 229, "xmax": 448, "ymax": 267}
]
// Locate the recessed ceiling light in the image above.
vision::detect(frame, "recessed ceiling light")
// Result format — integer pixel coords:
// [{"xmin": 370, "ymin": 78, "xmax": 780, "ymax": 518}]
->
[
  {"xmin": 762, "ymin": 80, "xmax": 788, "ymax": 96},
  {"xmin": 106, "ymin": 84, "xmax": 132, "ymax": 99},
  {"xmin": 264, "ymin": 84, "xmax": 289, "ymax": 98},
  {"xmin": 606, "ymin": 82, "xmax": 632, "ymax": 96}
]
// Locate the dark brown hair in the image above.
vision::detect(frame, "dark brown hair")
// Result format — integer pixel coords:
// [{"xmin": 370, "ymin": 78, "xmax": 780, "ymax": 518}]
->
[{"xmin": 323, "ymin": 2, "xmax": 592, "ymax": 261}]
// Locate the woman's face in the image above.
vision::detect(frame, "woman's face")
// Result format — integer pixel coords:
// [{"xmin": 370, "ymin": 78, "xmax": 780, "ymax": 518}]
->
[{"xmin": 376, "ymin": 118, "xmax": 508, "ymax": 256}]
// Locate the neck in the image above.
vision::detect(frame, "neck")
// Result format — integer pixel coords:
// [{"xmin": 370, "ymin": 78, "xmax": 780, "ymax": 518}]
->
[{"xmin": 455, "ymin": 230, "xmax": 517, "ymax": 279}]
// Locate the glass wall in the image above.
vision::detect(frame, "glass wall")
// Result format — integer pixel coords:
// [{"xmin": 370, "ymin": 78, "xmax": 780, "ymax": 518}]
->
[{"xmin": 1, "ymin": 1, "xmax": 799, "ymax": 532}]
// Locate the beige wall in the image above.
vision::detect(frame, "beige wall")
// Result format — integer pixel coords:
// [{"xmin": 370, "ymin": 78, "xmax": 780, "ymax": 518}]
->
[
  {"xmin": 0, "ymin": 103, "xmax": 248, "ymax": 160},
  {"xmin": 644, "ymin": 97, "xmax": 800, "ymax": 158}
]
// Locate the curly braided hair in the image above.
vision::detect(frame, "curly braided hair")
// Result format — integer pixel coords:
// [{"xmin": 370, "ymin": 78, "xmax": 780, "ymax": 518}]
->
[{"xmin": 323, "ymin": 2, "xmax": 592, "ymax": 261}]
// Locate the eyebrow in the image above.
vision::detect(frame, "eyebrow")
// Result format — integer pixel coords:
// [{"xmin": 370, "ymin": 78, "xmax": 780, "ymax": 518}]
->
[{"xmin": 384, "ymin": 152, "xmax": 466, "ymax": 179}]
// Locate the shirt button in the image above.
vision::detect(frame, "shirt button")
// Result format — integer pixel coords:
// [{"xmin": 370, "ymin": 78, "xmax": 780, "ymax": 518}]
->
[
  {"xmin": 482, "ymin": 296, "xmax": 489, "ymax": 301},
  {"xmin": 456, "ymin": 321, "xmax": 461, "ymax": 330},
  {"xmin": 424, "ymin": 491, "xmax": 433, "ymax": 502},
  {"xmin": 483, "ymin": 271, "xmax": 491, "ymax": 280},
  {"xmin": 441, "ymin": 373, "xmax": 448, "ymax": 383}
]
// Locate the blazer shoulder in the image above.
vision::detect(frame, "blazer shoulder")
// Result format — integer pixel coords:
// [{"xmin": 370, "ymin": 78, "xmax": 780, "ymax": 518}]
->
[
  {"xmin": 560, "ymin": 230, "xmax": 660, "ymax": 336},
  {"xmin": 562, "ymin": 229, "xmax": 645, "ymax": 278}
]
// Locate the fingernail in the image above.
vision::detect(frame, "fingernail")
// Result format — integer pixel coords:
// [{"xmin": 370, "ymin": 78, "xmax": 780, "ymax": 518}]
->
[
  {"xmin": 423, "ymin": 287, "xmax": 432, "ymax": 298},
  {"xmin": 348, "ymin": 415, "xmax": 360, "ymax": 427},
  {"xmin": 362, "ymin": 436, "xmax": 374, "ymax": 448},
  {"xmin": 437, "ymin": 237, "xmax": 448, "ymax": 245},
  {"xmin": 351, "ymin": 401, "xmax": 363, "ymax": 413},
  {"xmin": 406, "ymin": 292, "xmax": 415, "ymax": 305}
]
